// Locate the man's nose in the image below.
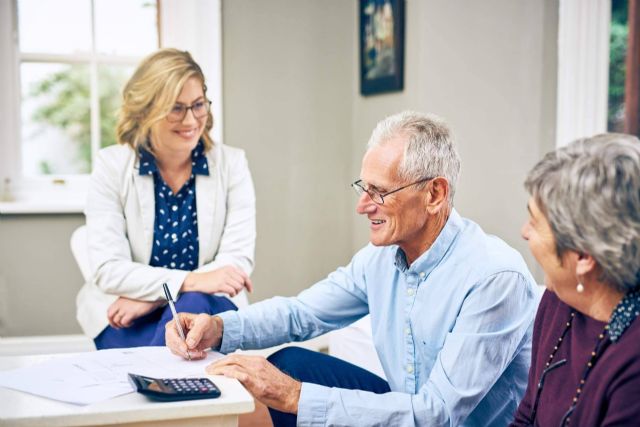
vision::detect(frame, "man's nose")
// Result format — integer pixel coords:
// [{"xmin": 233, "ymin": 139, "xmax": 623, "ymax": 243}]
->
[
  {"xmin": 356, "ymin": 191, "xmax": 376, "ymax": 214},
  {"xmin": 520, "ymin": 222, "xmax": 530, "ymax": 240}
]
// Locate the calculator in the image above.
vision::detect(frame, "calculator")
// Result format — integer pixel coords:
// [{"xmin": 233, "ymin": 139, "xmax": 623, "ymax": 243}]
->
[{"xmin": 128, "ymin": 373, "xmax": 221, "ymax": 401}]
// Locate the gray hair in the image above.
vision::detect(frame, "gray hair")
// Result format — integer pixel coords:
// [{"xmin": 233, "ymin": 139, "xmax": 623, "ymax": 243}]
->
[
  {"xmin": 367, "ymin": 111, "xmax": 461, "ymax": 204},
  {"xmin": 525, "ymin": 133, "xmax": 640, "ymax": 292}
]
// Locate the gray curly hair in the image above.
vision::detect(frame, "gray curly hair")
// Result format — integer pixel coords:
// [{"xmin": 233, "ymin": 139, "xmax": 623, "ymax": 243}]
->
[
  {"xmin": 525, "ymin": 133, "xmax": 640, "ymax": 292},
  {"xmin": 367, "ymin": 111, "xmax": 461, "ymax": 204}
]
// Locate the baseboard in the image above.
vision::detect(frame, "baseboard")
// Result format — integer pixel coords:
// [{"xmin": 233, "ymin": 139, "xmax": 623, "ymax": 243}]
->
[{"xmin": 0, "ymin": 334, "xmax": 95, "ymax": 356}]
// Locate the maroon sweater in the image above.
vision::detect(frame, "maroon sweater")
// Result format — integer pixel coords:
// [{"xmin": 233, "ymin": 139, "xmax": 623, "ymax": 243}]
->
[{"xmin": 511, "ymin": 290, "xmax": 640, "ymax": 426}]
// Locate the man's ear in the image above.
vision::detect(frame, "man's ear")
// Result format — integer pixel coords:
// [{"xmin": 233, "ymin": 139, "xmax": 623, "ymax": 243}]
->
[
  {"xmin": 426, "ymin": 177, "xmax": 449, "ymax": 213},
  {"xmin": 575, "ymin": 252, "xmax": 597, "ymax": 276}
]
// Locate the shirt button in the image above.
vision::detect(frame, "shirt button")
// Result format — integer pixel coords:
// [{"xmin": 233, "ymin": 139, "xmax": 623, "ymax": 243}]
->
[
  {"xmin": 407, "ymin": 288, "xmax": 415, "ymax": 296},
  {"xmin": 405, "ymin": 328, "xmax": 411, "ymax": 335},
  {"xmin": 171, "ymin": 233, "xmax": 177, "ymax": 240},
  {"xmin": 419, "ymin": 271, "xmax": 426, "ymax": 278},
  {"xmin": 172, "ymin": 205, "xmax": 178, "ymax": 211},
  {"xmin": 407, "ymin": 364, "xmax": 414, "ymax": 373}
]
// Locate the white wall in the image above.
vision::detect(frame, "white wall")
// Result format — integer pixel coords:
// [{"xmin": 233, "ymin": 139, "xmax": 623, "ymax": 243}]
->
[
  {"xmin": 351, "ymin": 0, "xmax": 558, "ymax": 281},
  {"xmin": 221, "ymin": 0, "xmax": 357, "ymax": 301},
  {"xmin": 0, "ymin": 0, "xmax": 557, "ymax": 336}
]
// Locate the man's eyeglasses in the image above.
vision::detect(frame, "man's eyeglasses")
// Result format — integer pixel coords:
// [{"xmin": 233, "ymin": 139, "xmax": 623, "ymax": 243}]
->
[
  {"xmin": 351, "ymin": 177, "xmax": 435, "ymax": 205},
  {"xmin": 166, "ymin": 99, "xmax": 212, "ymax": 123}
]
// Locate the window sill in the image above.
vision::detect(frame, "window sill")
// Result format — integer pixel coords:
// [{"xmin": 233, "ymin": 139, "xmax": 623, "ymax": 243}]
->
[
  {"xmin": 0, "ymin": 176, "xmax": 88, "ymax": 215},
  {"xmin": 0, "ymin": 199, "xmax": 84, "ymax": 215}
]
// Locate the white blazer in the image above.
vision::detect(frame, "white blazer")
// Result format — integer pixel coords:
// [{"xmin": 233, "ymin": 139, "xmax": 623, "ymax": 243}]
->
[{"xmin": 76, "ymin": 142, "xmax": 256, "ymax": 338}]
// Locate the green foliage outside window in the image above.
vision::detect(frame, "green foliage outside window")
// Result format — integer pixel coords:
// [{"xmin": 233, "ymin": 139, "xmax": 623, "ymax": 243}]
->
[
  {"xmin": 28, "ymin": 65, "xmax": 128, "ymax": 174},
  {"xmin": 608, "ymin": 0, "xmax": 628, "ymax": 132}
]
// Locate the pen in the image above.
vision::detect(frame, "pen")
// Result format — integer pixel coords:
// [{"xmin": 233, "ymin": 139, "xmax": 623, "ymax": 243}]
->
[{"xmin": 162, "ymin": 283, "xmax": 191, "ymax": 361}]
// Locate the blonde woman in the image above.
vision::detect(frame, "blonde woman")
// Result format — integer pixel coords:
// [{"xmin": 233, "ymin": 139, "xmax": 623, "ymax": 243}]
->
[{"xmin": 77, "ymin": 49, "xmax": 255, "ymax": 348}]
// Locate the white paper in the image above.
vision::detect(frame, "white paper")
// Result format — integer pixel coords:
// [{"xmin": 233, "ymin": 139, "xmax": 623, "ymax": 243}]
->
[{"xmin": 0, "ymin": 347, "xmax": 224, "ymax": 405}]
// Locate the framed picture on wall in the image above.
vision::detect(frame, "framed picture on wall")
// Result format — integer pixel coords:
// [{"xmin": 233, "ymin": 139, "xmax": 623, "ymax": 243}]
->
[{"xmin": 359, "ymin": 0, "xmax": 405, "ymax": 96}]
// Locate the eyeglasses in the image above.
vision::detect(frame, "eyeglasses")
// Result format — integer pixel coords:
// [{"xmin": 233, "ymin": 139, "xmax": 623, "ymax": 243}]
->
[
  {"xmin": 530, "ymin": 358, "xmax": 566, "ymax": 423},
  {"xmin": 166, "ymin": 99, "xmax": 212, "ymax": 123},
  {"xmin": 351, "ymin": 177, "xmax": 434, "ymax": 205}
]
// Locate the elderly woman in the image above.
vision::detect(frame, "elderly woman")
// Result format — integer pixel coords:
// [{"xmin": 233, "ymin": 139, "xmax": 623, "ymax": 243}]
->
[
  {"xmin": 76, "ymin": 48, "xmax": 255, "ymax": 349},
  {"xmin": 512, "ymin": 134, "xmax": 640, "ymax": 425}
]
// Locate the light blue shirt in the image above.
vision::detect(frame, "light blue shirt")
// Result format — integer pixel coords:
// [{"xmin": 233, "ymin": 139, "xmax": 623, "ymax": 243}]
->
[{"xmin": 219, "ymin": 210, "xmax": 539, "ymax": 426}]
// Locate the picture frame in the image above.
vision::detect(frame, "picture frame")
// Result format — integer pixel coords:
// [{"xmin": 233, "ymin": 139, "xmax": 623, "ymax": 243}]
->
[{"xmin": 359, "ymin": 0, "xmax": 405, "ymax": 96}]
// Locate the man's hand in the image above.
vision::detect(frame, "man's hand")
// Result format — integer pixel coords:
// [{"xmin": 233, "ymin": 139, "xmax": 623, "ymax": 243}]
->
[
  {"xmin": 107, "ymin": 297, "xmax": 163, "ymax": 328},
  {"xmin": 165, "ymin": 314, "xmax": 223, "ymax": 359},
  {"xmin": 207, "ymin": 354, "xmax": 301, "ymax": 414},
  {"xmin": 182, "ymin": 265, "xmax": 253, "ymax": 296}
]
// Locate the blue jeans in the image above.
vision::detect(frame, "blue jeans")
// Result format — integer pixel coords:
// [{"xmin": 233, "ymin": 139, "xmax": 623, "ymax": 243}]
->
[
  {"xmin": 266, "ymin": 347, "xmax": 390, "ymax": 427},
  {"xmin": 94, "ymin": 292, "xmax": 236, "ymax": 349}
]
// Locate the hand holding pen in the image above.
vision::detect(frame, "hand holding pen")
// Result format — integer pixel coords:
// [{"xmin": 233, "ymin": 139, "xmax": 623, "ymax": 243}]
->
[
  {"xmin": 163, "ymin": 283, "xmax": 192, "ymax": 361},
  {"xmin": 165, "ymin": 312, "xmax": 224, "ymax": 361}
]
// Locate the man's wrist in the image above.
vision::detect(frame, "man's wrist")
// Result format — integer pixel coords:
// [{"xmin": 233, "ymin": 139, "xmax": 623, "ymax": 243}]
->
[
  {"xmin": 287, "ymin": 381, "xmax": 302, "ymax": 414},
  {"xmin": 212, "ymin": 315, "xmax": 224, "ymax": 350}
]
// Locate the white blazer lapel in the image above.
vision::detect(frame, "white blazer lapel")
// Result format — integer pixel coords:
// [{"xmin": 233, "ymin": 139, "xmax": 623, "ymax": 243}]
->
[
  {"xmin": 196, "ymin": 172, "xmax": 216, "ymax": 267},
  {"xmin": 133, "ymin": 168, "xmax": 155, "ymax": 261}
]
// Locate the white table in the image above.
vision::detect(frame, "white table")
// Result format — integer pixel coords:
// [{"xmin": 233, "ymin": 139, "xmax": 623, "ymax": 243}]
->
[{"xmin": 0, "ymin": 353, "xmax": 254, "ymax": 427}]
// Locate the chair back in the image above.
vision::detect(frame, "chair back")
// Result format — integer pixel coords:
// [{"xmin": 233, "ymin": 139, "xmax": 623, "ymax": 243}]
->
[{"xmin": 70, "ymin": 225, "xmax": 91, "ymax": 282}]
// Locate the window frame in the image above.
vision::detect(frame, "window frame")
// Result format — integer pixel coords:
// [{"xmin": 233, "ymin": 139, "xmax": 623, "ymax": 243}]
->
[
  {"xmin": 556, "ymin": 0, "xmax": 612, "ymax": 148},
  {"xmin": 625, "ymin": 0, "xmax": 640, "ymax": 135},
  {"xmin": 0, "ymin": 0, "xmax": 224, "ymax": 214}
]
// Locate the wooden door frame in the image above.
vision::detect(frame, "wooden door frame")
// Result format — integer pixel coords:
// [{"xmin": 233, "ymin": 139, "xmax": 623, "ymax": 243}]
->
[{"xmin": 625, "ymin": 0, "xmax": 640, "ymax": 135}]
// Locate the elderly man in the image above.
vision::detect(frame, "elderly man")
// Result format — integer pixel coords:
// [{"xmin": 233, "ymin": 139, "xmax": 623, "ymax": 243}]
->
[{"xmin": 166, "ymin": 111, "xmax": 538, "ymax": 426}]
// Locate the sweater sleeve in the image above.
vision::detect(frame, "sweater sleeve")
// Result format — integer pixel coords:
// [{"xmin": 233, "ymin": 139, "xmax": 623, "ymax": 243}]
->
[{"xmin": 511, "ymin": 290, "xmax": 551, "ymax": 426}]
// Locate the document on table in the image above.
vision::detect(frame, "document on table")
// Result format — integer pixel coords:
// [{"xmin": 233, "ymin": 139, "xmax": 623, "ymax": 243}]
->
[{"xmin": 0, "ymin": 346, "xmax": 224, "ymax": 405}]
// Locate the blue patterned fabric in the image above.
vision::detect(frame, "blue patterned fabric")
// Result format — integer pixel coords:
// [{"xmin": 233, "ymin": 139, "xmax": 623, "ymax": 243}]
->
[
  {"xmin": 608, "ymin": 288, "xmax": 640, "ymax": 342},
  {"xmin": 93, "ymin": 142, "xmax": 233, "ymax": 350},
  {"xmin": 139, "ymin": 140, "xmax": 209, "ymax": 271},
  {"xmin": 94, "ymin": 292, "xmax": 237, "ymax": 349}
]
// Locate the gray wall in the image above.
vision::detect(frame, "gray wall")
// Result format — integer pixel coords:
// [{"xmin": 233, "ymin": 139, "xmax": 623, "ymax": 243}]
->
[
  {"xmin": 221, "ymin": 0, "xmax": 357, "ymax": 302},
  {"xmin": 350, "ymin": 0, "xmax": 558, "ymax": 280},
  {"xmin": 0, "ymin": 215, "xmax": 85, "ymax": 336},
  {"xmin": 0, "ymin": 0, "xmax": 557, "ymax": 336}
]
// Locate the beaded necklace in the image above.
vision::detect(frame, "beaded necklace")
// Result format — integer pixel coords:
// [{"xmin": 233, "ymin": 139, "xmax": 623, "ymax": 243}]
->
[
  {"xmin": 559, "ymin": 321, "xmax": 609, "ymax": 425},
  {"xmin": 531, "ymin": 288, "xmax": 640, "ymax": 426}
]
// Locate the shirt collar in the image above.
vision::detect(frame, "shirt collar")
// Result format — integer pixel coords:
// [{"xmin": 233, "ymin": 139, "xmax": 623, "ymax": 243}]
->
[
  {"xmin": 608, "ymin": 288, "xmax": 640, "ymax": 342},
  {"xmin": 138, "ymin": 139, "xmax": 210, "ymax": 176},
  {"xmin": 394, "ymin": 209, "xmax": 463, "ymax": 275},
  {"xmin": 138, "ymin": 145, "xmax": 157, "ymax": 175}
]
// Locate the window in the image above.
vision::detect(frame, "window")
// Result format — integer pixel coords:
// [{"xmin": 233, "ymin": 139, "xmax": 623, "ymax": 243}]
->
[
  {"xmin": 557, "ymin": 0, "xmax": 640, "ymax": 147},
  {"xmin": 0, "ymin": 0, "xmax": 223, "ymax": 213},
  {"xmin": 17, "ymin": 0, "xmax": 158, "ymax": 177},
  {"xmin": 608, "ymin": 0, "xmax": 640, "ymax": 136},
  {"xmin": 608, "ymin": 0, "xmax": 628, "ymax": 132},
  {"xmin": 555, "ymin": 0, "xmax": 611, "ymax": 147},
  {"xmin": 0, "ymin": 0, "xmax": 158, "ymax": 211}
]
